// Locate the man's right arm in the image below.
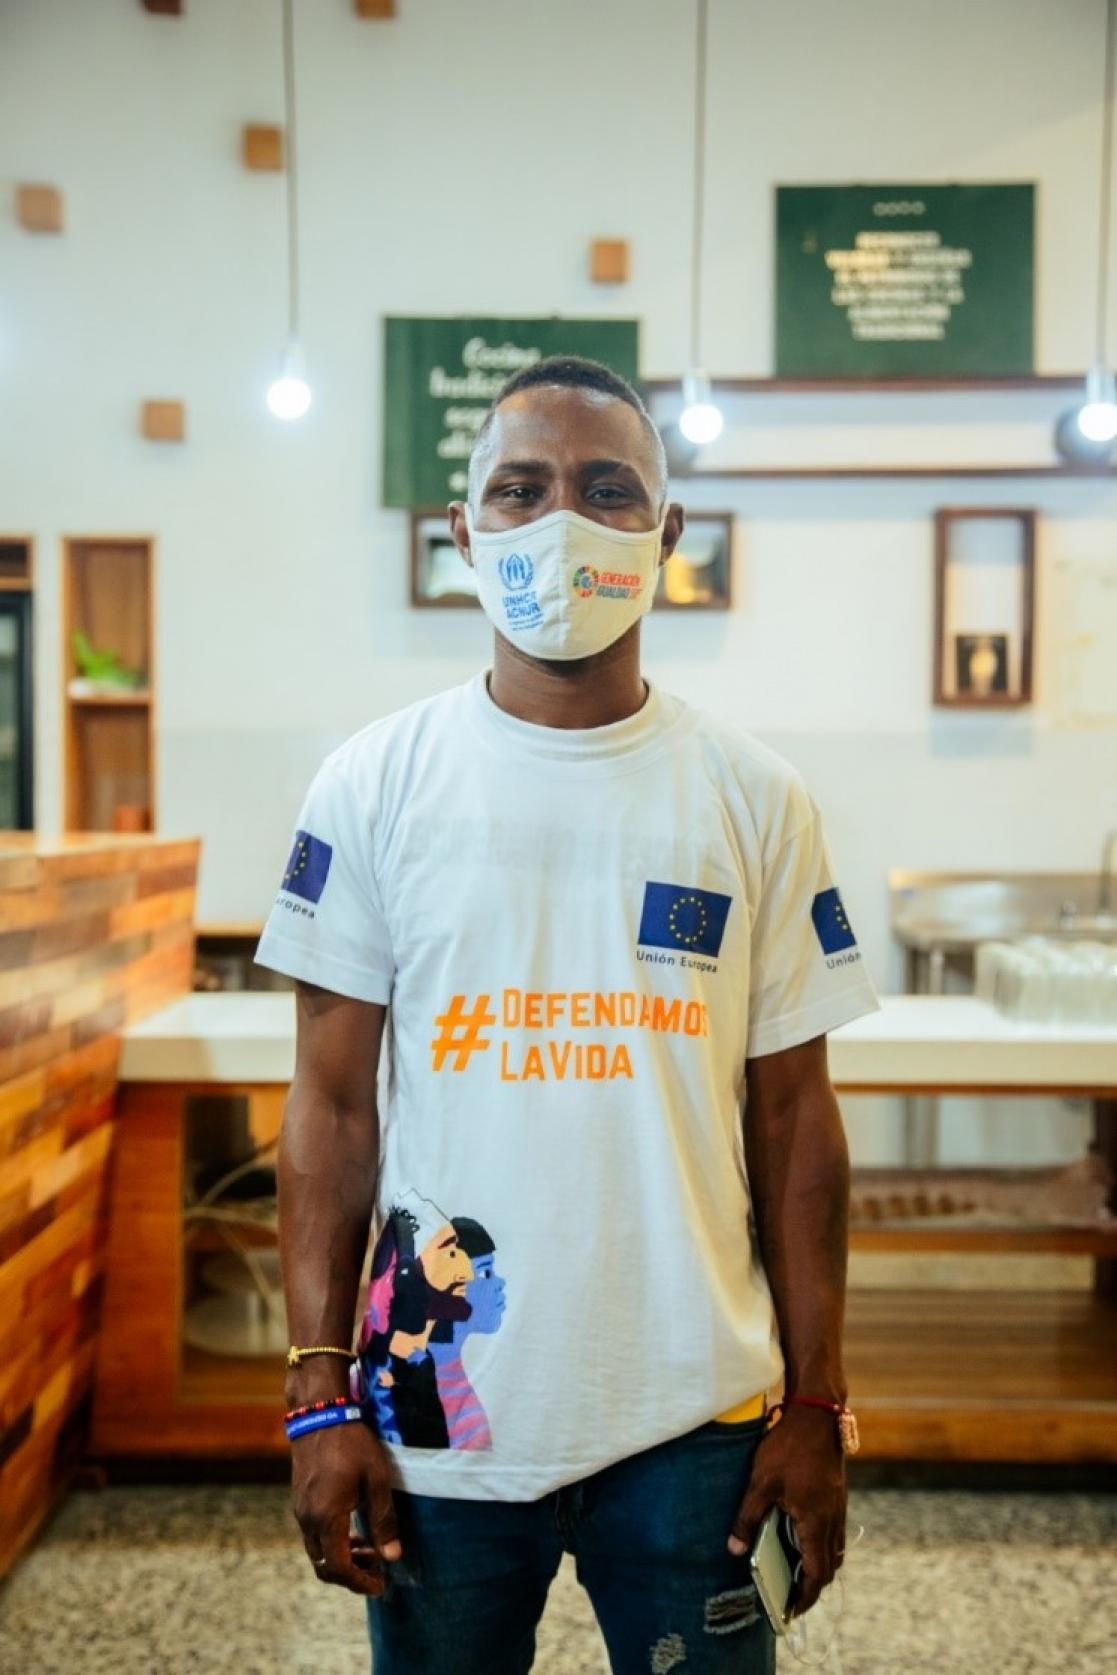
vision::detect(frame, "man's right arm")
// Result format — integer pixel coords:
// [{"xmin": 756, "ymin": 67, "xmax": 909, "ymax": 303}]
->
[{"xmin": 278, "ymin": 977, "xmax": 402, "ymax": 1595}]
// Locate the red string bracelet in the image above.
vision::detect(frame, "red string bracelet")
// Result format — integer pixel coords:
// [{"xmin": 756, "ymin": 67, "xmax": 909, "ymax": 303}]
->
[
  {"xmin": 767, "ymin": 1394, "xmax": 861, "ymax": 1454},
  {"xmin": 284, "ymin": 1396, "xmax": 354, "ymax": 1422}
]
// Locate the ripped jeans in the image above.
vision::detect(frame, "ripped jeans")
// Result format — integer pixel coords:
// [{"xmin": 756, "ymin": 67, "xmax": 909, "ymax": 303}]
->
[{"xmin": 359, "ymin": 1412, "xmax": 776, "ymax": 1675}]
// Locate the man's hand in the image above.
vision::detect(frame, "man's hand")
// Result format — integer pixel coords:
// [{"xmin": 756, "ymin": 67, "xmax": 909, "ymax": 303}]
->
[
  {"xmin": 291, "ymin": 1421, "xmax": 403, "ymax": 1596},
  {"xmin": 727, "ymin": 1407, "xmax": 846, "ymax": 1618}
]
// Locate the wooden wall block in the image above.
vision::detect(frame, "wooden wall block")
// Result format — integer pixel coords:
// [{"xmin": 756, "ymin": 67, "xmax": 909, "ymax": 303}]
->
[
  {"xmin": 16, "ymin": 186, "xmax": 63, "ymax": 235},
  {"xmin": 355, "ymin": 0, "xmax": 397, "ymax": 16},
  {"xmin": 140, "ymin": 401, "xmax": 185, "ymax": 443},
  {"xmin": 589, "ymin": 239, "xmax": 629, "ymax": 284},
  {"xmin": 0, "ymin": 835, "xmax": 199, "ymax": 1577},
  {"xmin": 242, "ymin": 125, "xmax": 284, "ymax": 172}
]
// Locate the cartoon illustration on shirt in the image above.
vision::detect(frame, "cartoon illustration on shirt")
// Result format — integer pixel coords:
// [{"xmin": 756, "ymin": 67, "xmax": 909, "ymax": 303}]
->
[
  {"xmin": 355, "ymin": 1188, "xmax": 505, "ymax": 1450},
  {"xmin": 428, "ymin": 1217, "xmax": 507, "ymax": 1450}
]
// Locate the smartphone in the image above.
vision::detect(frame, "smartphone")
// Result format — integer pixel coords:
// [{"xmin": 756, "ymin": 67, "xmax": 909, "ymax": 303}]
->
[{"xmin": 747, "ymin": 1504, "xmax": 801, "ymax": 1635}]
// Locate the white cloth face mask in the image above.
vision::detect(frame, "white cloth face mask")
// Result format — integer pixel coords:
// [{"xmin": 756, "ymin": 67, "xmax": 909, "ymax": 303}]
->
[{"xmin": 463, "ymin": 506, "xmax": 666, "ymax": 661}]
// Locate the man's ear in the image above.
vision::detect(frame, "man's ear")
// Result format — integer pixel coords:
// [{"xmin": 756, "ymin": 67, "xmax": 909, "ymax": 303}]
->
[
  {"xmin": 659, "ymin": 501, "xmax": 686, "ymax": 567},
  {"xmin": 447, "ymin": 501, "xmax": 473, "ymax": 568}
]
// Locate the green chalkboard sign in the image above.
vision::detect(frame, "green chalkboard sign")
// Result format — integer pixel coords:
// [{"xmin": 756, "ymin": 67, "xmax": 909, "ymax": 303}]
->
[
  {"xmin": 775, "ymin": 185, "xmax": 1034, "ymax": 377},
  {"xmin": 382, "ymin": 316, "xmax": 640, "ymax": 507}
]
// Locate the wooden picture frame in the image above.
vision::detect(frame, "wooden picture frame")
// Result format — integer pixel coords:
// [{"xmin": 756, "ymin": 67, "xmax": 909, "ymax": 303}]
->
[
  {"xmin": 932, "ymin": 508, "xmax": 1035, "ymax": 707},
  {"xmin": 409, "ymin": 509, "xmax": 733, "ymax": 612},
  {"xmin": 654, "ymin": 511, "xmax": 732, "ymax": 611},
  {"xmin": 410, "ymin": 509, "xmax": 476, "ymax": 608}
]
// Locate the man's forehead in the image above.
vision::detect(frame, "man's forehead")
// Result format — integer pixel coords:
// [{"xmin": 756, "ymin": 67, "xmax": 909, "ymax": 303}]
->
[{"xmin": 483, "ymin": 385, "xmax": 652, "ymax": 469}]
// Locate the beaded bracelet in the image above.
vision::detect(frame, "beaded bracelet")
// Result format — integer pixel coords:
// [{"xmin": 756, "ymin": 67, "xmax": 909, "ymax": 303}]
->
[
  {"xmin": 285, "ymin": 1404, "xmax": 365, "ymax": 1441},
  {"xmin": 285, "ymin": 1397, "xmax": 352, "ymax": 1423}
]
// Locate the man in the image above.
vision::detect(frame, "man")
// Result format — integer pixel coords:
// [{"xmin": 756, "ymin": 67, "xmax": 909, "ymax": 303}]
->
[{"xmin": 255, "ymin": 355, "xmax": 881, "ymax": 1674}]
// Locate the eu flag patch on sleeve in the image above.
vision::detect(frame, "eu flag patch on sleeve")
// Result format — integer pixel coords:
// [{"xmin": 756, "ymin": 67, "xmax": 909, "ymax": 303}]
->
[
  {"xmin": 638, "ymin": 881, "xmax": 733, "ymax": 959},
  {"xmin": 811, "ymin": 886, "xmax": 857, "ymax": 954},
  {"xmin": 281, "ymin": 829, "xmax": 333, "ymax": 904}
]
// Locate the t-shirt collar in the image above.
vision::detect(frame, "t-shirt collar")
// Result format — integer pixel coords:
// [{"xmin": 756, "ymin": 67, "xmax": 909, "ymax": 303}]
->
[{"xmin": 464, "ymin": 666, "xmax": 676, "ymax": 770}]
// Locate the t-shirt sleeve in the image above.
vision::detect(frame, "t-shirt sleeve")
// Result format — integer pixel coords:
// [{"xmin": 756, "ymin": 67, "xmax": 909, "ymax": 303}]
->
[
  {"xmin": 253, "ymin": 756, "xmax": 395, "ymax": 1005},
  {"xmin": 746, "ymin": 803, "xmax": 881, "ymax": 1059}
]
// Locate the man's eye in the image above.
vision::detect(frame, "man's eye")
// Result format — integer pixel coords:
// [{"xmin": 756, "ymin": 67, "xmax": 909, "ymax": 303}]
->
[
  {"xmin": 499, "ymin": 485, "xmax": 538, "ymax": 499},
  {"xmin": 588, "ymin": 486, "xmax": 630, "ymax": 502}
]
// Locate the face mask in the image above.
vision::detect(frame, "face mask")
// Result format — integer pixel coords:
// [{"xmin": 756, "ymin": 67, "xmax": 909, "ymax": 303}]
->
[{"xmin": 463, "ymin": 506, "xmax": 665, "ymax": 661}]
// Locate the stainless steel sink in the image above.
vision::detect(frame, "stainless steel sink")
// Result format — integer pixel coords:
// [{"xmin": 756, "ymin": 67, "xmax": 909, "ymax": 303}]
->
[
  {"xmin": 889, "ymin": 871, "xmax": 1117, "ymax": 953},
  {"xmin": 888, "ymin": 863, "xmax": 1116, "ymax": 1174}
]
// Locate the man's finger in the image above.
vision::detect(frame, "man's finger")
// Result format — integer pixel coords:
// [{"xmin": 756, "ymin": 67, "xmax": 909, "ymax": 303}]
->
[
  {"xmin": 364, "ymin": 1470, "xmax": 402, "ymax": 1564},
  {"xmin": 727, "ymin": 1492, "xmax": 771, "ymax": 1556},
  {"xmin": 787, "ymin": 1515, "xmax": 828, "ymax": 1617},
  {"xmin": 317, "ymin": 1510, "xmax": 385, "ymax": 1596}
]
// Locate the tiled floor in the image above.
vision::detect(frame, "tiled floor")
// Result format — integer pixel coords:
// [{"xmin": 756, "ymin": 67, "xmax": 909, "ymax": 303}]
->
[{"xmin": 0, "ymin": 1482, "xmax": 1114, "ymax": 1674}]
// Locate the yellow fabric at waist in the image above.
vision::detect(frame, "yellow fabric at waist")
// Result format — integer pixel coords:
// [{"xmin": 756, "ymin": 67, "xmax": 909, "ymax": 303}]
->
[{"xmin": 713, "ymin": 1390, "xmax": 768, "ymax": 1423}]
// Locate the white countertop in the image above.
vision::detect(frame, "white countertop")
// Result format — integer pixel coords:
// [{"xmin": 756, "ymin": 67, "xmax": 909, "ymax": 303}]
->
[{"xmin": 118, "ymin": 992, "xmax": 1117, "ymax": 1091}]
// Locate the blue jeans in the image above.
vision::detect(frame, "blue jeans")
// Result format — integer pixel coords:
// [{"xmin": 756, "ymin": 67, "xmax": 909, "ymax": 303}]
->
[{"xmin": 359, "ymin": 1413, "xmax": 776, "ymax": 1675}]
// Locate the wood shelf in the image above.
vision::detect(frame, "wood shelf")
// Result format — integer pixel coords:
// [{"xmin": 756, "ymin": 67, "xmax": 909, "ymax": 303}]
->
[
  {"xmin": 0, "ymin": 535, "xmax": 34, "ymax": 589},
  {"xmin": 672, "ymin": 464, "xmax": 1115, "ymax": 481},
  {"xmin": 642, "ymin": 374, "xmax": 1087, "ymax": 394},
  {"xmin": 68, "ymin": 690, "xmax": 152, "ymax": 707},
  {"xmin": 850, "ymin": 1224, "xmax": 1117, "ymax": 1255},
  {"xmin": 844, "ymin": 1287, "xmax": 1117, "ymax": 1460},
  {"xmin": 62, "ymin": 538, "xmax": 155, "ymax": 833}
]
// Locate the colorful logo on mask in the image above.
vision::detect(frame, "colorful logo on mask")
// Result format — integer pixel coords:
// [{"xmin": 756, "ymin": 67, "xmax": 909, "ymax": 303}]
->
[
  {"xmin": 498, "ymin": 553, "xmax": 534, "ymax": 591},
  {"xmin": 569, "ymin": 568, "xmax": 645, "ymax": 601}
]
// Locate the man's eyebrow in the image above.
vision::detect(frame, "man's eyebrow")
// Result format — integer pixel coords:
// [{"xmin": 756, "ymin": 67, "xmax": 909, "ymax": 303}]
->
[
  {"xmin": 580, "ymin": 458, "xmax": 645, "ymax": 479},
  {"xmin": 485, "ymin": 458, "xmax": 553, "ymax": 477}
]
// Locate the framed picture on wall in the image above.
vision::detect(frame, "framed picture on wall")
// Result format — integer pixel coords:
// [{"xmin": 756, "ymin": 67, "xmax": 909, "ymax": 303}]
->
[
  {"xmin": 654, "ymin": 512, "xmax": 732, "ymax": 610},
  {"xmin": 410, "ymin": 510, "xmax": 477, "ymax": 607},
  {"xmin": 409, "ymin": 509, "xmax": 733, "ymax": 611},
  {"xmin": 932, "ymin": 508, "xmax": 1035, "ymax": 706}
]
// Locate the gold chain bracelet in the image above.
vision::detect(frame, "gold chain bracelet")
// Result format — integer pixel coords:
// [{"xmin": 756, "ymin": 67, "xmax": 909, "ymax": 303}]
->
[{"xmin": 285, "ymin": 1344, "xmax": 355, "ymax": 1368}]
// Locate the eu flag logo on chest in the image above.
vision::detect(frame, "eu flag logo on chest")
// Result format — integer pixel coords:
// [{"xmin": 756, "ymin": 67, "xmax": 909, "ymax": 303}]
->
[
  {"xmin": 281, "ymin": 828, "xmax": 333, "ymax": 904},
  {"xmin": 638, "ymin": 882, "xmax": 733, "ymax": 959},
  {"xmin": 811, "ymin": 886, "xmax": 857, "ymax": 954}
]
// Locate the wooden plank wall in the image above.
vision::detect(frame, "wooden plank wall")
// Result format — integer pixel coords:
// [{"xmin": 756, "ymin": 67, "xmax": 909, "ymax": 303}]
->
[{"xmin": 0, "ymin": 835, "xmax": 200, "ymax": 1576}]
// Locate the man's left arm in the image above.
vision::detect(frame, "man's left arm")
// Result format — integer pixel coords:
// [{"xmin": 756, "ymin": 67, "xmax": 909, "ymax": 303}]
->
[{"xmin": 728, "ymin": 1032, "xmax": 850, "ymax": 1618}]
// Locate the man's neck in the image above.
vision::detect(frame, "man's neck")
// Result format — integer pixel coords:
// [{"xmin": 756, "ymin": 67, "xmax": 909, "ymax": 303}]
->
[{"xmin": 486, "ymin": 635, "xmax": 649, "ymax": 730}]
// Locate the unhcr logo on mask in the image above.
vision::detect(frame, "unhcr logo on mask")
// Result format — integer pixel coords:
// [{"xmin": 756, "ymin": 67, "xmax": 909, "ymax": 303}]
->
[{"xmin": 498, "ymin": 552, "xmax": 534, "ymax": 591}]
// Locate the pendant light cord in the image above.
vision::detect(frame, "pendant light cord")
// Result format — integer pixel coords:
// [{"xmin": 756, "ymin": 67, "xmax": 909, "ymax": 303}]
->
[
  {"xmin": 689, "ymin": 0, "xmax": 709, "ymax": 372},
  {"xmin": 281, "ymin": 0, "xmax": 300, "ymax": 345},
  {"xmin": 1096, "ymin": 0, "xmax": 1116, "ymax": 369}
]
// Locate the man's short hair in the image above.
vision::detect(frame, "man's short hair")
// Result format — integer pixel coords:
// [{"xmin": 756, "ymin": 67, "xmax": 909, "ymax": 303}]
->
[{"xmin": 466, "ymin": 353, "xmax": 668, "ymax": 509}]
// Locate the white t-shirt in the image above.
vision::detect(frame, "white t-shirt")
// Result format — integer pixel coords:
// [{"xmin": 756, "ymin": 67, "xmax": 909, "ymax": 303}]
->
[{"xmin": 254, "ymin": 668, "xmax": 881, "ymax": 1501}]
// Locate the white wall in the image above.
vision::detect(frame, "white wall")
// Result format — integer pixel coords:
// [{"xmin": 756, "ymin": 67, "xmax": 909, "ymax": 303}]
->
[{"xmin": 2, "ymin": 0, "xmax": 1115, "ymax": 1167}]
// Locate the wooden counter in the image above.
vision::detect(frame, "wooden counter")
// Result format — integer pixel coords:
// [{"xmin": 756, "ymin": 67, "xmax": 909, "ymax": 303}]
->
[
  {"xmin": 92, "ymin": 992, "xmax": 1117, "ymax": 1467},
  {"xmin": 0, "ymin": 832, "xmax": 200, "ymax": 1575}
]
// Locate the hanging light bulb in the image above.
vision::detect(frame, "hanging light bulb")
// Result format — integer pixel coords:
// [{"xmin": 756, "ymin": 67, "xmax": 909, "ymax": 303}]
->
[
  {"xmin": 1077, "ymin": 361, "xmax": 1117, "ymax": 441},
  {"xmin": 679, "ymin": 370, "xmax": 724, "ymax": 444},
  {"xmin": 679, "ymin": 0, "xmax": 723, "ymax": 449},
  {"xmin": 268, "ymin": 341, "xmax": 312, "ymax": 421},
  {"xmin": 267, "ymin": 0, "xmax": 311, "ymax": 422}
]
